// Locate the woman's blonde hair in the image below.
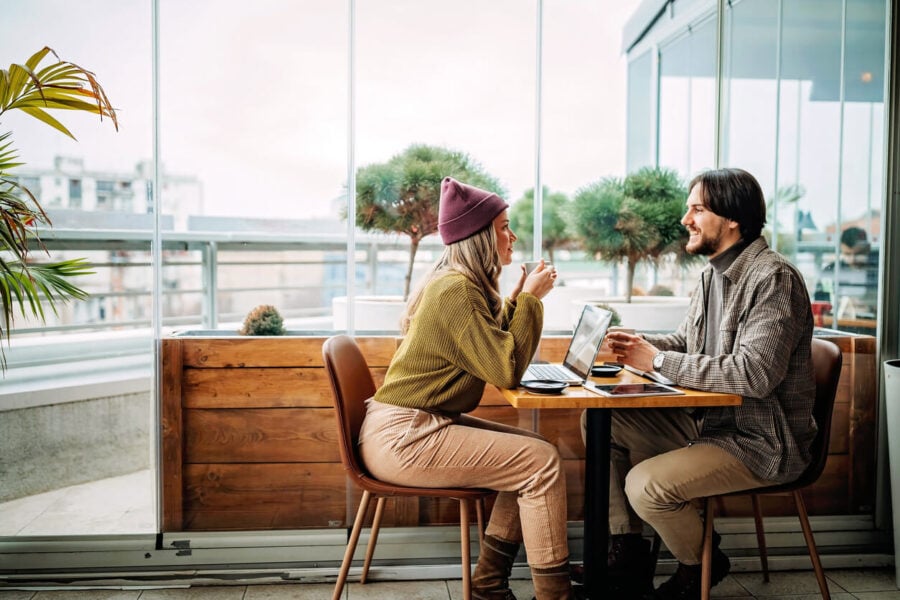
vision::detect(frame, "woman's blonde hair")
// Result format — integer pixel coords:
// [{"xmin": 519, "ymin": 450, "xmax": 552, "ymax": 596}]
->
[{"xmin": 401, "ymin": 224, "xmax": 503, "ymax": 334}]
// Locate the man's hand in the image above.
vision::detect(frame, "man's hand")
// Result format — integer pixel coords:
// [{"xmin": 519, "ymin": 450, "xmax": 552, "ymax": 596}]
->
[{"xmin": 605, "ymin": 331, "xmax": 659, "ymax": 372}]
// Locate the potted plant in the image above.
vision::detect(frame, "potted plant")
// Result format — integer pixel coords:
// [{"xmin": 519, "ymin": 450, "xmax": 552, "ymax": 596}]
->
[
  {"xmin": 568, "ymin": 167, "xmax": 698, "ymax": 330},
  {"xmin": 509, "ymin": 186, "xmax": 573, "ymax": 264},
  {"xmin": 571, "ymin": 166, "xmax": 697, "ymax": 303},
  {"xmin": 0, "ymin": 47, "xmax": 117, "ymax": 368},
  {"xmin": 239, "ymin": 304, "xmax": 286, "ymax": 336},
  {"xmin": 353, "ymin": 144, "xmax": 504, "ymax": 301}
]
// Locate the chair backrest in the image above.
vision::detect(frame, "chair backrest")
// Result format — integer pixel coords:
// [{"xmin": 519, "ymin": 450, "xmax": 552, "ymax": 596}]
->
[
  {"xmin": 322, "ymin": 335, "xmax": 377, "ymax": 484},
  {"xmin": 793, "ymin": 337, "xmax": 843, "ymax": 488}
]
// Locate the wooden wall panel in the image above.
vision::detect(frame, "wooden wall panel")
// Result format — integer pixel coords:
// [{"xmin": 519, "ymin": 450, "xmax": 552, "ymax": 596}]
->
[
  {"xmin": 829, "ymin": 402, "xmax": 850, "ymax": 454},
  {"xmin": 564, "ymin": 458, "xmax": 586, "ymax": 522},
  {"xmin": 183, "ymin": 408, "xmax": 339, "ymax": 463},
  {"xmin": 183, "ymin": 367, "xmax": 387, "ymax": 410},
  {"xmin": 538, "ymin": 409, "xmax": 586, "ymax": 460},
  {"xmin": 161, "ymin": 338, "xmax": 184, "ymax": 531},
  {"xmin": 716, "ymin": 456, "xmax": 850, "ymax": 517},
  {"xmin": 849, "ymin": 335, "xmax": 877, "ymax": 513},
  {"xmin": 183, "ymin": 463, "xmax": 346, "ymax": 530},
  {"xmin": 180, "ymin": 336, "xmax": 398, "ymax": 368},
  {"xmin": 161, "ymin": 333, "xmax": 877, "ymax": 532}
]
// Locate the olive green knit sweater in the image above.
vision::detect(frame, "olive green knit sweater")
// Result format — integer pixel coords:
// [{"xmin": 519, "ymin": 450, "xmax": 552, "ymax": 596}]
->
[{"xmin": 373, "ymin": 272, "xmax": 543, "ymax": 414}]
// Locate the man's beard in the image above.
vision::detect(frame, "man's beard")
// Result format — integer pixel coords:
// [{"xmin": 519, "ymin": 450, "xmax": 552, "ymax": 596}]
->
[{"xmin": 687, "ymin": 230, "xmax": 723, "ymax": 256}]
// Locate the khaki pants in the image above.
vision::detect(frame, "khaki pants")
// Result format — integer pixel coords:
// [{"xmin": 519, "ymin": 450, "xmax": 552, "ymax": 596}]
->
[
  {"xmin": 583, "ymin": 408, "xmax": 771, "ymax": 564},
  {"xmin": 359, "ymin": 400, "xmax": 570, "ymax": 567}
]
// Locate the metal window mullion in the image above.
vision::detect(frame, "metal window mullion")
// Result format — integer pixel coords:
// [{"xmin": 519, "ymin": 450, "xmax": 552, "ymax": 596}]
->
[{"xmin": 202, "ymin": 241, "xmax": 218, "ymax": 329}]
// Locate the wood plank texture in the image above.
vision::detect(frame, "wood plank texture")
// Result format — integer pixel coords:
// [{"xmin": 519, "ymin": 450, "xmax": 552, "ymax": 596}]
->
[
  {"xmin": 160, "ymin": 338, "xmax": 184, "ymax": 531},
  {"xmin": 183, "ymin": 408, "xmax": 339, "ymax": 463},
  {"xmin": 182, "ymin": 367, "xmax": 387, "ymax": 408},
  {"xmin": 161, "ymin": 332, "xmax": 877, "ymax": 531},
  {"xmin": 183, "ymin": 463, "xmax": 346, "ymax": 530}
]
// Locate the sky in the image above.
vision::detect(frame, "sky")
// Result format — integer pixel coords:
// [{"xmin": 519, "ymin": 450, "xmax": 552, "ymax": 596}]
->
[{"xmin": 1, "ymin": 0, "xmax": 642, "ymax": 222}]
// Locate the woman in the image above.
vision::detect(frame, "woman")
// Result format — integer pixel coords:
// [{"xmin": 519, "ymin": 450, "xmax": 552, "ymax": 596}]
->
[{"xmin": 358, "ymin": 177, "xmax": 578, "ymax": 600}]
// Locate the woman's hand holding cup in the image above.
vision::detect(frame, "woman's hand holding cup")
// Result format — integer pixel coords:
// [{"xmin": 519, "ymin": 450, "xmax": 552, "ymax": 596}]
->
[{"xmin": 521, "ymin": 259, "xmax": 556, "ymax": 300}]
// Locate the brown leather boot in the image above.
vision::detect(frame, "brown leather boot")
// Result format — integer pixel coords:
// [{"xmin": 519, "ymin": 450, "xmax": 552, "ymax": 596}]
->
[
  {"xmin": 531, "ymin": 561, "xmax": 583, "ymax": 600},
  {"xmin": 649, "ymin": 532, "xmax": 731, "ymax": 600},
  {"xmin": 472, "ymin": 535, "xmax": 519, "ymax": 600}
]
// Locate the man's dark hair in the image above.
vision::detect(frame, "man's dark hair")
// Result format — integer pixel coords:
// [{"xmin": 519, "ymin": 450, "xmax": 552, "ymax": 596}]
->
[{"xmin": 688, "ymin": 168, "xmax": 767, "ymax": 241}]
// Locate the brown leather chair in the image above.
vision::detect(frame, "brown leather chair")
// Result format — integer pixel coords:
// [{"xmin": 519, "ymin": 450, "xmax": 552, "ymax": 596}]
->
[
  {"xmin": 697, "ymin": 337, "xmax": 843, "ymax": 600},
  {"xmin": 322, "ymin": 335, "xmax": 492, "ymax": 600}
]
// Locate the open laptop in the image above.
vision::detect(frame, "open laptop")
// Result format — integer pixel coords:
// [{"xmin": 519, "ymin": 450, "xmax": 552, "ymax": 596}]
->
[{"xmin": 521, "ymin": 304, "xmax": 613, "ymax": 385}]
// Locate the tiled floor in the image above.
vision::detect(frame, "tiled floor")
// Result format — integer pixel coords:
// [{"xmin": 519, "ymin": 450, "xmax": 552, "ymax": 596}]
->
[
  {"xmin": 2, "ymin": 474, "xmax": 899, "ymax": 598},
  {"xmin": 0, "ymin": 471, "xmax": 154, "ymax": 536},
  {"xmin": 1, "ymin": 569, "xmax": 900, "ymax": 599}
]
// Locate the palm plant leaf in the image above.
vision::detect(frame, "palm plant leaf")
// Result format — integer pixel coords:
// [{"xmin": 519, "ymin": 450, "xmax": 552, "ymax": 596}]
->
[
  {"xmin": 17, "ymin": 106, "xmax": 76, "ymax": 138},
  {"xmin": 0, "ymin": 131, "xmax": 24, "ymax": 170},
  {"xmin": 0, "ymin": 258, "xmax": 92, "ymax": 338},
  {"xmin": 0, "ymin": 47, "xmax": 116, "ymax": 371},
  {"xmin": 0, "ymin": 47, "xmax": 118, "ymax": 138}
]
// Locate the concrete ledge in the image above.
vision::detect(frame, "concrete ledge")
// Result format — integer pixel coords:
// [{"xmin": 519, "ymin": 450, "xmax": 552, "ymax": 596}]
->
[{"xmin": 0, "ymin": 390, "xmax": 151, "ymax": 502}]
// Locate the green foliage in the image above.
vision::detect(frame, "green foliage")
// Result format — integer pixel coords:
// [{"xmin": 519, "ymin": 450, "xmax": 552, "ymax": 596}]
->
[
  {"xmin": 354, "ymin": 144, "xmax": 504, "ymax": 300},
  {"xmin": 594, "ymin": 302, "xmax": 622, "ymax": 327},
  {"xmin": 239, "ymin": 304, "xmax": 286, "ymax": 336},
  {"xmin": 648, "ymin": 284, "xmax": 675, "ymax": 297},
  {"xmin": 765, "ymin": 183, "xmax": 806, "ymax": 256},
  {"xmin": 571, "ymin": 167, "xmax": 694, "ymax": 303},
  {"xmin": 508, "ymin": 187, "xmax": 573, "ymax": 263},
  {"xmin": 1, "ymin": 47, "xmax": 117, "ymax": 369}
]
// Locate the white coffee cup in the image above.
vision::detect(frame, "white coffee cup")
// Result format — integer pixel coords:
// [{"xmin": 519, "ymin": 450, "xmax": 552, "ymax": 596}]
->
[
  {"xmin": 524, "ymin": 260, "xmax": 552, "ymax": 274},
  {"xmin": 609, "ymin": 327, "xmax": 635, "ymax": 335}
]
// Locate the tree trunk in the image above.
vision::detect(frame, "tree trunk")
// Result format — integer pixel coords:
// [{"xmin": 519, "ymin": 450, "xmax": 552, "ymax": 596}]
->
[
  {"xmin": 404, "ymin": 238, "xmax": 421, "ymax": 301},
  {"xmin": 625, "ymin": 257, "xmax": 637, "ymax": 303}
]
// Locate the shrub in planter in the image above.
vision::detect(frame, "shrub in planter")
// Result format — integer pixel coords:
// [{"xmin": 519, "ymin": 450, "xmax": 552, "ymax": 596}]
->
[{"xmin": 239, "ymin": 305, "xmax": 286, "ymax": 336}]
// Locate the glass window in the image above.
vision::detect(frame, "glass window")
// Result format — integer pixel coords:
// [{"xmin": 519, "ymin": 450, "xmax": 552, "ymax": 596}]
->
[
  {"xmin": 626, "ymin": 51, "xmax": 654, "ymax": 172},
  {"xmin": 722, "ymin": 0, "xmax": 779, "ymax": 191},
  {"xmin": 353, "ymin": 0, "xmax": 535, "ymax": 332},
  {"xmin": 658, "ymin": 17, "xmax": 716, "ymax": 179},
  {"xmin": 158, "ymin": 0, "xmax": 349, "ymax": 333},
  {"xmin": 0, "ymin": 0, "xmax": 154, "ymax": 536},
  {"xmin": 831, "ymin": 0, "xmax": 885, "ymax": 333},
  {"xmin": 538, "ymin": 0, "xmax": 641, "ymax": 330}
]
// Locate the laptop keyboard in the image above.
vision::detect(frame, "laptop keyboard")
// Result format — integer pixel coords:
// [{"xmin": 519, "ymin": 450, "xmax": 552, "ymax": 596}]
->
[{"xmin": 524, "ymin": 364, "xmax": 575, "ymax": 381}]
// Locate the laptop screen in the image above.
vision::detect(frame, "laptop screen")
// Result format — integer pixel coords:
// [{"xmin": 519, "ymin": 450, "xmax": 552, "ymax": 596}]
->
[{"xmin": 561, "ymin": 305, "xmax": 613, "ymax": 380}]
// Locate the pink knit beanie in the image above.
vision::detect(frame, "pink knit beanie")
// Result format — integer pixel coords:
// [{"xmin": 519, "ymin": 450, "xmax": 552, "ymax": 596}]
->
[{"xmin": 438, "ymin": 177, "xmax": 509, "ymax": 244}]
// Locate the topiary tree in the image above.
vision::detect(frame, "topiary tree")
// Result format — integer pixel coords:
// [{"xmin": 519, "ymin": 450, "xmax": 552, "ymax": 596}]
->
[
  {"xmin": 508, "ymin": 186, "xmax": 573, "ymax": 264},
  {"xmin": 354, "ymin": 144, "xmax": 504, "ymax": 300},
  {"xmin": 571, "ymin": 167, "xmax": 695, "ymax": 302},
  {"xmin": 239, "ymin": 304, "xmax": 286, "ymax": 336}
]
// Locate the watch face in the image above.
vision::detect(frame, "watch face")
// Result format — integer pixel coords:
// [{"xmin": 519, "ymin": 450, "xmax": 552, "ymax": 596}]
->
[{"xmin": 653, "ymin": 353, "xmax": 664, "ymax": 370}]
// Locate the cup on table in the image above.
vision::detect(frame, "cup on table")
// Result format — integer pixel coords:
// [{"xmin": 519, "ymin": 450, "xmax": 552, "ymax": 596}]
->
[{"xmin": 524, "ymin": 260, "xmax": 552, "ymax": 274}]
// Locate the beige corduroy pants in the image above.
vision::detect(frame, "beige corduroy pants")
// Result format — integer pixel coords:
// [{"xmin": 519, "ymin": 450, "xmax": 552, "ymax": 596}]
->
[
  {"xmin": 359, "ymin": 399, "xmax": 570, "ymax": 568},
  {"xmin": 586, "ymin": 407, "xmax": 771, "ymax": 564}
]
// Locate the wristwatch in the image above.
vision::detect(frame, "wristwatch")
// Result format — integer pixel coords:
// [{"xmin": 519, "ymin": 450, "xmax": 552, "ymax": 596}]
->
[{"xmin": 652, "ymin": 352, "xmax": 665, "ymax": 371}]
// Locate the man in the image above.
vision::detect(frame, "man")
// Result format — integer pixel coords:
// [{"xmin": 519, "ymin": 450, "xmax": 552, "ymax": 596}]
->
[{"xmin": 599, "ymin": 167, "xmax": 816, "ymax": 599}]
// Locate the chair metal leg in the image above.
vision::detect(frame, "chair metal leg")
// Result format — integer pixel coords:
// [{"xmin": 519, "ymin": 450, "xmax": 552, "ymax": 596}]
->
[
  {"xmin": 793, "ymin": 490, "xmax": 831, "ymax": 600},
  {"xmin": 750, "ymin": 494, "xmax": 770, "ymax": 582},
  {"xmin": 701, "ymin": 497, "xmax": 715, "ymax": 600},
  {"xmin": 333, "ymin": 489, "xmax": 373, "ymax": 600},
  {"xmin": 460, "ymin": 499, "xmax": 472, "ymax": 600},
  {"xmin": 361, "ymin": 496, "xmax": 386, "ymax": 584}
]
